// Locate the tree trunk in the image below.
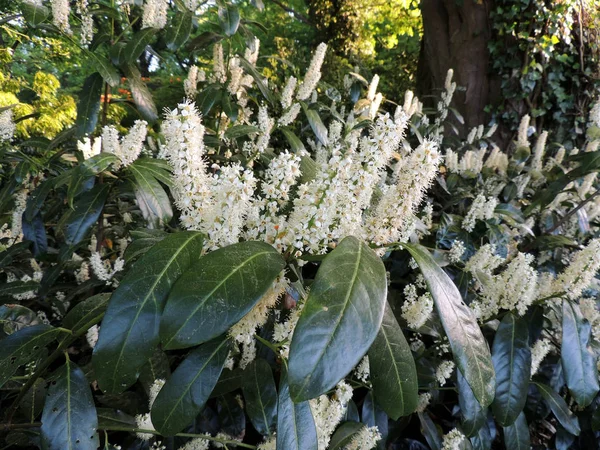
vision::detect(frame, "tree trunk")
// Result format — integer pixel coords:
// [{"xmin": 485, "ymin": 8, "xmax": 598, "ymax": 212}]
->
[{"xmin": 418, "ymin": 0, "xmax": 496, "ymax": 137}]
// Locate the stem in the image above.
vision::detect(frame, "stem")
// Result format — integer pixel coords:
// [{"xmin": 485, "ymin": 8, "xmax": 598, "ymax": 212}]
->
[
  {"xmin": 254, "ymin": 335, "xmax": 281, "ymax": 355},
  {"xmin": 100, "ymin": 427, "xmax": 257, "ymax": 449},
  {"xmin": 96, "ymin": 81, "xmax": 111, "ymax": 253},
  {"xmin": 546, "ymin": 187, "xmax": 600, "ymax": 233}
]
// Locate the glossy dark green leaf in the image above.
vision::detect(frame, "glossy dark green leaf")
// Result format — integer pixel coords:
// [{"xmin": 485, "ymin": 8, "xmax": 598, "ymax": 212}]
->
[
  {"xmin": 222, "ymin": 94, "xmax": 239, "ymax": 122},
  {"xmin": 225, "ymin": 125, "xmax": 259, "ymax": 139},
  {"xmin": 124, "ymin": 229, "xmax": 168, "ymax": 263},
  {"xmin": 458, "ymin": 370, "xmax": 486, "ymax": 436},
  {"xmin": 328, "ymin": 422, "xmax": 366, "ymax": 450},
  {"xmin": 470, "ymin": 419, "xmax": 492, "ymax": 450},
  {"xmin": 62, "ymin": 293, "xmax": 111, "ymax": 334},
  {"xmin": 76, "ymin": 73, "xmax": 103, "ymax": 137},
  {"xmin": 197, "ymin": 86, "xmax": 222, "ymax": 116},
  {"xmin": 362, "ymin": 391, "xmax": 388, "ymax": 450},
  {"xmin": 96, "ymin": 408, "xmax": 137, "ymax": 428},
  {"xmin": 61, "ymin": 184, "xmax": 109, "ymax": 247},
  {"xmin": 66, "ymin": 153, "xmax": 117, "ymax": 207},
  {"xmin": 211, "ymin": 368, "xmax": 244, "ymax": 398},
  {"xmin": 22, "ymin": 212, "xmax": 47, "ymax": 256},
  {"xmin": 166, "ymin": 12, "xmax": 193, "ymax": 50},
  {"xmin": 0, "ymin": 280, "xmax": 39, "ymax": 297},
  {"xmin": 21, "ymin": 1, "xmax": 50, "ymax": 26},
  {"xmin": 280, "ymin": 128, "xmax": 306, "ymax": 153},
  {"xmin": 502, "ymin": 412, "xmax": 530, "ymax": 450},
  {"xmin": 129, "ymin": 162, "xmax": 173, "ymax": 226},
  {"xmin": 404, "ymin": 243, "xmax": 495, "ymax": 408},
  {"xmin": 93, "ymin": 232, "xmax": 204, "ymax": 394},
  {"xmin": 238, "ymin": 57, "xmax": 276, "ymax": 105},
  {"xmin": 19, "ymin": 377, "xmax": 46, "ymax": 422},
  {"xmin": 417, "ymin": 412, "xmax": 442, "ymax": 450},
  {"xmin": 40, "ymin": 360, "xmax": 98, "ymax": 450},
  {"xmin": 491, "ymin": 313, "xmax": 531, "ymax": 426},
  {"xmin": 534, "ymin": 382, "xmax": 580, "ymax": 436},
  {"xmin": 160, "ymin": 241, "xmax": 285, "ymax": 350},
  {"xmin": 85, "ymin": 51, "xmax": 120, "ymax": 87},
  {"xmin": 139, "ymin": 348, "xmax": 171, "ymax": 394},
  {"xmin": 368, "ymin": 303, "xmax": 418, "ymax": 419},
  {"xmin": 242, "ymin": 359, "xmax": 277, "ymax": 436},
  {"xmin": 302, "ymin": 103, "xmax": 329, "ymax": 146},
  {"xmin": 0, "ymin": 324, "xmax": 61, "ymax": 388},
  {"xmin": 121, "ymin": 63, "xmax": 158, "ymax": 122},
  {"xmin": 288, "ymin": 236, "xmax": 386, "ymax": 402},
  {"xmin": 561, "ymin": 300, "xmax": 599, "ymax": 407},
  {"xmin": 0, "ymin": 304, "xmax": 39, "ymax": 335},
  {"xmin": 218, "ymin": 3, "xmax": 240, "ymax": 36},
  {"xmin": 151, "ymin": 336, "xmax": 229, "ymax": 436},
  {"xmin": 276, "ymin": 368, "xmax": 318, "ymax": 450},
  {"xmin": 494, "ymin": 203, "xmax": 525, "ymax": 224},
  {"xmin": 124, "ymin": 28, "xmax": 157, "ymax": 63},
  {"xmin": 218, "ymin": 393, "xmax": 246, "ymax": 437}
]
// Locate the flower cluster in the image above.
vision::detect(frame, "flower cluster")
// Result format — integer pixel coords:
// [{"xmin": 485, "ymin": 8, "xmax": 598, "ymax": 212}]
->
[
  {"xmin": 101, "ymin": 120, "xmax": 148, "ymax": 168},
  {"xmin": 309, "ymin": 381, "xmax": 353, "ymax": 450}
]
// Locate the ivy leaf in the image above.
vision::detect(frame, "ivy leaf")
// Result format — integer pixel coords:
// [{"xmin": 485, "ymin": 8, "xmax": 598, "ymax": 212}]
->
[
  {"xmin": 368, "ymin": 303, "xmax": 418, "ymax": 420},
  {"xmin": 124, "ymin": 28, "xmax": 157, "ymax": 63},
  {"xmin": 151, "ymin": 336, "xmax": 229, "ymax": 436},
  {"xmin": 218, "ymin": 3, "xmax": 240, "ymax": 36},
  {"xmin": 491, "ymin": 313, "xmax": 531, "ymax": 427},
  {"xmin": 404, "ymin": 243, "xmax": 495, "ymax": 408},
  {"xmin": 0, "ymin": 324, "xmax": 60, "ymax": 387},
  {"xmin": 288, "ymin": 236, "xmax": 386, "ymax": 402},
  {"xmin": 502, "ymin": 412, "xmax": 530, "ymax": 450},
  {"xmin": 62, "ymin": 293, "xmax": 111, "ymax": 335},
  {"xmin": 166, "ymin": 12, "xmax": 193, "ymax": 50},
  {"xmin": 60, "ymin": 184, "xmax": 109, "ymax": 247},
  {"xmin": 75, "ymin": 73, "xmax": 103, "ymax": 137},
  {"xmin": 534, "ymin": 382, "xmax": 580, "ymax": 436},
  {"xmin": 276, "ymin": 367, "xmax": 318, "ymax": 450},
  {"xmin": 457, "ymin": 370, "xmax": 486, "ymax": 436},
  {"xmin": 40, "ymin": 359, "xmax": 99, "ymax": 450},
  {"xmin": 242, "ymin": 359, "xmax": 277, "ymax": 436},
  {"xmin": 561, "ymin": 300, "xmax": 599, "ymax": 407},
  {"xmin": 93, "ymin": 232, "xmax": 204, "ymax": 394},
  {"xmin": 160, "ymin": 241, "xmax": 285, "ymax": 350}
]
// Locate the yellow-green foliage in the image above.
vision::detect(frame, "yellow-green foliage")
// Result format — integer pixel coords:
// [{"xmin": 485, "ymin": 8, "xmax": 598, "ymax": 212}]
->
[{"xmin": 0, "ymin": 71, "xmax": 76, "ymax": 139}]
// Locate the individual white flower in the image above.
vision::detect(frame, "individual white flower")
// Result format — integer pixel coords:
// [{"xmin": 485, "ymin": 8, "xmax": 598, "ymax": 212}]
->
[
  {"xmin": 75, "ymin": 261, "xmax": 90, "ymax": 284},
  {"xmin": 273, "ymin": 300, "xmax": 305, "ymax": 358},
  {"xmin": 442, "ymin": 428, "xmax": 466, "ymax": 450},
  {"xmin": 553, "ymin": 239, "xmax": 600, "ymax": 299},
  {"xmin": 435, "ymin": 360, "xmax": 455, "ymax": 386},
  {"xmin": 89, "ymin": 252, "xmax": 125, "ymax": 284},
  {"xmin": 448, "ymin": 240, "xmax": 465, "ymax": 263},
  {"xmin": 135, "ymin": 413, "xmax": 155, "ymax": 440},
  {"xmin": 416, "ymin": 392, "xmax": 431, "ymax": 413},
  {"xmin": 484, "ymin": 145, "xmax": 508, "ymax": 174},
  {"xmin": 530, "ymin": 338, "xmax": 551, "ymax": 376},
  {"xmin": 142, "ymin": 0, "xmax": 168, "ymax": 29},
  {"xmin": 212, "ymin": 43, "xmax": 227, "ymax": 84},
  {"xmin": 297, "ymin": 43, "xmax": 327, "ymax": 101},
  {"xmin": 51, "ymin": 0, "xmax": 71, "ymax": 34},
  {"xmin": 344, "ymin": 426, "xmax": 381, "ymax": 450},
  {"xmin": 0, "ymin": 108, "xmax": 16, "ymax": 141}
]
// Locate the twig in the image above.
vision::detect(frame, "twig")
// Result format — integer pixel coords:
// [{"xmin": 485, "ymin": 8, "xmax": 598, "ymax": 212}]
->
[{"xmin": 546, "ymin": 187, "xmax": 600, "ymax": 233}]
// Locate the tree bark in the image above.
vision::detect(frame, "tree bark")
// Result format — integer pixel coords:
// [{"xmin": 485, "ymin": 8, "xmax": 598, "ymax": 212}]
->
[{"xmin": 418, "ymin": 0, "xmax": 495, "ymax": 137}]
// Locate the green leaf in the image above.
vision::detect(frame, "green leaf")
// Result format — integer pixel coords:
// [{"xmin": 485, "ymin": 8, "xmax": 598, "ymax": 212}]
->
[
  {"xmin": 288, "ymin": 236, "xmax": 387, "ymax": 402},
  {"xmin": 93, "ymin": 232, "xmax": 204, "ymax": 394},
  {"xmin": 218, "ymin": 3, "xmax": 240, "ymax": 36},
  {"xmin": 62, "ymin": 293, "xmax": 111, "ymax": 334},
  {"xmin": 75, "ymin": 73, "xmax": 104, "ymax": 137},
  {"xmin": 534, "ymin": 382, "xmax": 580, "ymax": 436},
  {"xmin": 166, "ymin": 12, "xmax": 193, "ymax": 50},
  {"xmin": 404, "ymin": 243, "xmax": 495, "ymax": 408},
  {"xmin": 457, "ymin": 370, "xmax": 486, "ymax": 436},
  {"xmin": 211, "ymin": 368, "xmax": 244, "ymax": 398},
  {"xmin": 121, "ymin": 63, "xmax": 158, "ymax": 122},
  {"xmin": 280, "ymin": 128, "xmax": 306, "ymax": 153},
  {"xmin": 302, "ymin": 103, "xmax": 329, "ymax": 146},
  {"xmin": 139, "ymin": 348, "xmax": 171, "ymax": 394},
  {"xmin": 494, "ymin": 203, "xmax": 525, "ymax": 224},
  {"xmin": 160, "ymin": 241, "xmax": 285, "ymax": 350},
  {"xmin": 502, "ymin": 412, "xmax": 530, "ymax": 450},
  {"xmin": 0, "ymin": 324, "xmax": 61, "ymax": 388},
  {"xmin": 0, "ymin": 281, "xmax": 39, "ymax": 297},
  {"xmin": 238, "ymin": 57, "xmax": 276, "ymax": 105},
  {"xmin": 328, "ymin": 422, "xmax": 366, "ymax": 450},
  {"xmin": 470, "ymin": 420, "xmax": 492, "ymax": 450},
  {"xmin": 418, "ymin": 412, "xmax": 442, "ymax": 450},
  {"xmin": 61, "ymin": 184, "xmax": 109, "ymax": 247},
  {"xmin": 276, "ymin": 367, "xmax": 318, "ymax": 450},
  {"xmin": 96, "ymin": 408, "xmax": 136, "ymax": 428},
  {"xmin": 242, "ymin": 359, "xmax": 277, "ymax": 436},
  {"xmin": 218, "ymin": 393, "xmax": 246, "ymax": 437},
  {"xmin": 225, "ymin": 125, "xmax": 260, "ymax": 139},
  {"xmin": 491, "ymin": 313, "xmax": 531, "ymax": 427},
  {"xmin": 368, "ymin": 303, "xmax": 418, "ymax": 419},
  {"xmin": 362, "ymin": 391, "xmax": 388, "ymax": 450},
  {"xmin": 129, "ymin": 162, "xmax": 173, "ymax": 227},
  {"xmin": 21, "ymin": 1, "xmax": 49, "ymax": 26},
  {"xmin": 561, "ymin": 300, "xmax": 599, "ymax": 407},
  {"xmin": 0, "ymin": 305, "xmax": 39, "ymax": 335},
  {"xmin": 40, "ymin": 359, "xmax": 99, "ymax": 450},
  {"xmin": 67, "ymin": 153, "xmax": 118, "ymax": 207},
  {"xmin": 222, "ymin": 94, "xmax": 239, "ymax": 122},
  {"xmin": 85, "ymin": 52, "xmax": 120, "ymax": 87},
  {"xmin": 124, "ymin": 229, "xmax": 168, "ymax": 263},
  {"xmin": 124, "ymin": 28, "xmax": 157, "ymax": 63},
  {"xmin": 151, "ymin": 336, "xmax": 229, "ymax": 436}
]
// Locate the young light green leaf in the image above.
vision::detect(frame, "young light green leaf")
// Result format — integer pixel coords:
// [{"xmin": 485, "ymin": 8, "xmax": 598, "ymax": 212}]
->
[
  {"xmin": 368, "ymin": 303, "xmax": 418, "ymax": 420},
  {"xmin": 93, "ymin": 232, "xmax": 204, "ymax": 394},
  {"xmin": 151, "ymin": 336, "xmax": 229, "ymax": 436},
  {"xmin": 242, "ymin": 359, "xmax": 278, "ymax": 436},
  {"xmin": 534, "ymin": 382, "xmax": 580, "ymax": 436},
  {"xmin": 288, "ymin": 236, "xmax": 387, "ymax": 402},
  {"xmin": 404, "ymin": 243, "xmax": 495, "ymax": 408},
  {"xmin": 277, "ymin": 367, "xmax": 318, "ymax": 450},
  {"xmin": 561, "ymin": 300, "xmax": 599, "ymax": 407},
  {"xmin": 491, "ymin": 313, "xmax": 531, "ymax": 426},
  {"xmin": 0, "ymin": 324, "xmax": 61, "ymax": 388},
  {"xmin": 502, "ymin": 412, "xmax": 530, "ymax": 450},
  {"xmin": 160, "ymin": 241, "xmax": 285, "ymax": 350},
  {"xmin": 40, "ymin": 359, "xmax": 99, "ymax": 450}
]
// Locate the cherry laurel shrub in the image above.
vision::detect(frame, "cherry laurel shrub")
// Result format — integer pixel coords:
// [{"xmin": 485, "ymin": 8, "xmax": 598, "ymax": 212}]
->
[{"xmin": 1, "ymin": 1, "xmax": 600, "ymax": 449}]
